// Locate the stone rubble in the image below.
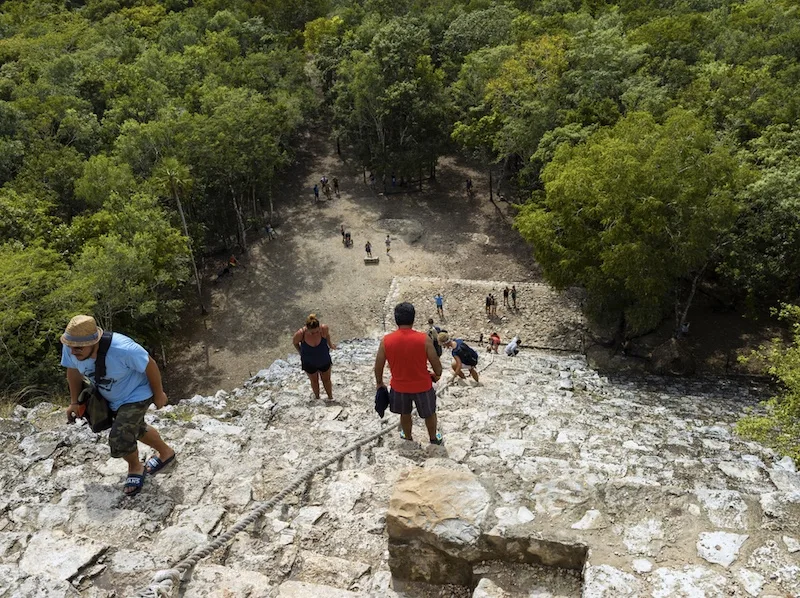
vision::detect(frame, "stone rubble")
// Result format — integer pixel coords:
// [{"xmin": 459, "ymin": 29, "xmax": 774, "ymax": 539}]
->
[{"xmin": 0, "ymin": 337, "xmax": 797, "ymax": 597}]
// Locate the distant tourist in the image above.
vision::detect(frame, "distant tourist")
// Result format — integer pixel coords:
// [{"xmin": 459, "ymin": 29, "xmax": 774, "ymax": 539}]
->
[
  {"xmin": 434, "ymin": 293, "xmax": 444, "ymax": 317},
  {"xmin": 503, "ymin": 286, "xmax": 510, "ymax": 307},
  {"xmin": 427, "ymin": 318, "xmax": 445, "ymax": 357},
  {"xmin": 485, "ymin": 294, "xmax": 491, "ymax": 316},
  {"xmin": 438, "ymin": 332, "xmax": 480, "ymax": 385},
  {"xmin": 333, "ymin": 177, "xmax": 340, "ymax": 196},
  {"xmin": 385, "ymin": 234, "xmax": 391, "ymax": 254},
  {"xmin": 292, "ymin": 314, "xmax": 336, "ymax": 401},
  {"xmin": 490, "ymin": 293, "xmax": 497, "ymax": 316},
  {"xmin": 265, "ymin": 223, "xmax": 276, "ymax": 240},
  {"xmin": 375, "ymin": 303, "xmax": 444, "ymax": 444},
  {"xmin": 313, "ymin": 184, "xmax": 319, "ymax": 201},
  {"xmin": 61, "ymin": 315, "xmax": 175, "ymax": 497},
  {"xmin": 488, "ymin": 332, "xmax": 501, "ymax": 353},
  {"xmin": 341, "ymin": 224, "xmax": 346, "ymax": 243},
  {"xmin": 505, "ymin": 336, "xmax": 520, "ymax": 357},
  {"xmin": 511, "ymin": 285, "xmax": 517, "ymax": 309},
  {"xmin": 365, "ymin": 241, "xmax": 372, "ymax": 258}
]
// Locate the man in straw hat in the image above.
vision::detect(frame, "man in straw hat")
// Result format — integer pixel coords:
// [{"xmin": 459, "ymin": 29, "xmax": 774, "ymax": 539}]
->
[{"xmin": 61, "ymin": 315, "xmax": 175, "ymax": 497}]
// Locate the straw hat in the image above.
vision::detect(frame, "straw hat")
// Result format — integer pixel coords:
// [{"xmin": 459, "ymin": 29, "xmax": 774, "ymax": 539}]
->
[{"xmin": 61, "ymin": 315, "xmax": 103, "ymax": 347}]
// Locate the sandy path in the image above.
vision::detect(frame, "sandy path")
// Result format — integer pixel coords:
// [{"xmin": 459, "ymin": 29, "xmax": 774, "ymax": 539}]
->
[{"xmin": 164, "ymin": 134, "xmax": 539, "ymax": 397}]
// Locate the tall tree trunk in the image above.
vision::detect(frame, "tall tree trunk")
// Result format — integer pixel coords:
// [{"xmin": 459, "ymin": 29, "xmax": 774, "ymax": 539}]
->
[
  {"xmin": 172, "ymin": 184, "xmax": 206, "ymax": 314},
  {"xmin": 231, "ymin": 186, "xmax": 247, "ymax": 253},
  {"xmin": 268, "ymin": 178, "xmax": 274, "ymax": 223},
  {"xmin": 676, "ymin": 264, "xmax": 707, "ymax": 336}
]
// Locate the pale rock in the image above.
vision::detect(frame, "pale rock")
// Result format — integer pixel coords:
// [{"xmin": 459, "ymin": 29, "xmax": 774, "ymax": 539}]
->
[
  {"xmin": 583, "ymin": 564, "xmax": 641, "ymax": 597},
  {"xmin": 768, "ymin": 468, "xmax": 800, "ymax": 493},
  {"xmin": 387, "ymin": 467, "xmax": 490, "ymax": 546},
  {"xmin": 774, "ymin": 456, "xmax": 797, "ymax": 473},
  {"xmin": 737, "ymin": 567, "xmax": 766, "ymax": 597},
  {"xmin": 19, "ymin": 530, "xmax": 107, "ymax": 580},
  {"xmin": 293, "ymin": 506, "xmax": 325, "ymax": 527},
  {"xmin": 623, "ymin": 519, "xmax": 664, "ymax": 556},
  {"xmin": 183, "ymin": 564, "xmax": 272, "ymax": 598},
  {"xmin": 632, "ymin": 558, "xmax": 652, "ymax": 573},
  {"xmin": 783, "ymin": 535, "xmax": 800, "ymax": 553},
  {"xmin": 651, "ymin": 565, "xmax": 728, "ymax": 598},
  {"xmin": 176, "ymin": 505, "xmax": 226, "ymax": 534},
  {"xmin": 696, "ymin": 531, "xmax": 748, "ymax": 567},
  {"xmin": 718, "ymin": 461, "xmax": 766, "ymax": 484},
  {"xmin": 297, "ymin": 550, "xmax": 370, "ymax": 588},
  {"xmin": 151, "ymin": 526, "xmax": 207, "ymax": 560},
  {"xmin": 109, "ymin": 549, "xmax": 158, "ymax": 574},
  {"xmin": 571, "ymin": 509, "xmax": 604, "ymax": 530},
  {"xmin": 694, "ymin": 488, "xmax": 748, "ymax": 528},
  {"xmin": 227, "ymin": 481, "xmax": 252, "ymax": 507},
  {"xmin": 277, "ymin": 580, "xmax": 357, "ymax": 597},
  {"xmin": 472, "ymin": 577, "xmax": 511, "ymax": 598},
  {"xmin": 0, "ymin": 565, "xmax": 79, "ymax": 597}
]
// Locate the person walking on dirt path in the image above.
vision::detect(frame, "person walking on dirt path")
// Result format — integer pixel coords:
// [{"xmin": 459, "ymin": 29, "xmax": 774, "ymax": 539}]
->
[
  {"xmin": 434, "ymin": 293, "xmax": 444, "ymax": 317},
  {"xmin": 365, "ymin": 241, "xmax": 372, "ymax": 258},
  {"xmin": 313, "ymin": 184, "xmax": 319, "ymax": 202},
  {"xmin": 438, "ymin": 332, "xmax": 480, "ymax": 385},
  {"xmin": 324, "ymin": 183, "xmax": 332, "ymax": 200},
  {"xmin": 292, "ymin": 314, "xmax": 337, "ymax": 402},
  {"xmin": 375, "ymin": 302, "xmax": 444, "ymax": 445},
  {"xmin": 333, "ymin": 177, "xmax": 339, "ymax": 197},
  {"xmin": 511, "ymin": 285, "xmax": 517, "ymax": 309},
  {"xmin": 485, "ymin": 294, "xmax": 491, "ymax": 316},
  {"xmin": 265, "ymin": 223, "xmax": 276, "ymax": 240},
  {"xmin": 466, "ymin": 178, "xmax": 473, "ymax": 196},
  {"xmin": 341, "ymin": 225, "xmax": 346, "ymax": 244},
  {"xmin": 61, "ymin": 315, "xmax": 176, "ymax": 498},
  {"xmin": 490, "ymin": 293, "xmax": 497, "ymax": 317},
  {"xmin": 503, "ymin": 286, "xmax": 510, "ymax": 307},
  {"xmin": 385, "ymin": 234, "xmax": 391, "ymax": 254}
]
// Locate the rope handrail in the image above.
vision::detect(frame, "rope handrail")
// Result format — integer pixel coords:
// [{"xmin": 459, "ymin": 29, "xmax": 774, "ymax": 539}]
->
[{"xmin": 134, "ymin": 354, "xmax": 495, "ymax": 597}]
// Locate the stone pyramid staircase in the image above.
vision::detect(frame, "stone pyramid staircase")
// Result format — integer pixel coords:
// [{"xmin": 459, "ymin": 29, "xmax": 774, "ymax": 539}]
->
[{"xmin": 0, "ymin": 339, "xmax": 798, "ymax": 597}]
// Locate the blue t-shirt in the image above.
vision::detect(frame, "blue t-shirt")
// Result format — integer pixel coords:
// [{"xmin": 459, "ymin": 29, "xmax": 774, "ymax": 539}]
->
[
  {"xmin": 435, "ymin": 296, "xmax": 443, "ymax": 306},
  {"xmin": 61, "ymin": 333, "xmax": 152, "ymax": 411}
]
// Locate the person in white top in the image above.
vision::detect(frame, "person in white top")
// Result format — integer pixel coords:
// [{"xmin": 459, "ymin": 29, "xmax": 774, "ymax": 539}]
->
[{"xmin": 505, "ymin": 336, "xmax": 520, "ymax": 357}]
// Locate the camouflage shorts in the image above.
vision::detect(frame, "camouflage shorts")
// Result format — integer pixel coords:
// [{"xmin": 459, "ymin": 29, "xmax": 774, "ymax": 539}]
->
[{"xmin": 108, "ymin": 398, "xmax": 152, "ymax": 458}]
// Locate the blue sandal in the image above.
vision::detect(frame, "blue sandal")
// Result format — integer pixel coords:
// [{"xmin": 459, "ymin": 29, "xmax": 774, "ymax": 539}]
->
[
  {"xmin": 145, "ymin": 454, "xmax": 176, "ymax": 475},
  {"xmin": 123, "ymin": 473, "xmax": 144, "ymax": 497}
]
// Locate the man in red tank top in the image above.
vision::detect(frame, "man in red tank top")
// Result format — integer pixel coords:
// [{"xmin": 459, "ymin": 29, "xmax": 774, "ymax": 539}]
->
[{"xmin": 375, "ymin": 302, "xmax": 444, "ymax": 444}]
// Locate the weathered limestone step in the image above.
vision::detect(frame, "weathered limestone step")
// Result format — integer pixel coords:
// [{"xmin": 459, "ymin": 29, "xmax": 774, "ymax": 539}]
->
[{"xmin": 2, "ymin": 339, "xmax": 798, "ymax": 597}]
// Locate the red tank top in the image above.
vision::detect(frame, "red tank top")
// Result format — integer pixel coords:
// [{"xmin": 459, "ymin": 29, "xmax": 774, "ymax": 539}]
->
[{"xmin": 383, "ymin": 328, "xmax": 432, "ymax": 393}]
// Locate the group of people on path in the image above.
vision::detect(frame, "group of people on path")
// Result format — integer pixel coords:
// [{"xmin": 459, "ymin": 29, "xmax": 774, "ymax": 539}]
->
[{"xmin": 314, "ymin": 175, "xmax": 340, "ymax": 202}]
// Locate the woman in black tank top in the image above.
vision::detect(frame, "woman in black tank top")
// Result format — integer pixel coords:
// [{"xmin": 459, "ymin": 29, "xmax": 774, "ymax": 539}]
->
[{"xmin": 291, "ymin": 314, "xmax": 337, "ymax": 401}]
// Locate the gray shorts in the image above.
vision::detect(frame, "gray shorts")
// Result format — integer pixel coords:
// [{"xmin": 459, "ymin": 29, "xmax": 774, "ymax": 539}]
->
[
  {"xmin": 389, "ymin": 387, "xmax": 436, "ymax": 419},
  {"xmin": 109, "ymin": 398, "xmax": 152, "ymax": 458}
]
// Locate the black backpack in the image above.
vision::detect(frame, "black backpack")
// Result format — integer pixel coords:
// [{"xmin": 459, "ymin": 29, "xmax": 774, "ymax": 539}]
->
[
  {"xmin": 456, "ymin": 341, "xmax": 479, "ymax": 366},
  {"xmin": 77, "ymin": 332, "xmax": 114, "ymax": 433}
]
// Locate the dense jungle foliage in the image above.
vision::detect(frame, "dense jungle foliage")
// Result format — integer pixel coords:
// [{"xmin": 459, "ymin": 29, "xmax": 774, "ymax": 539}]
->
[{"xmin": 1, "ymin": 0, "xmax": 798, "ymax": 456}]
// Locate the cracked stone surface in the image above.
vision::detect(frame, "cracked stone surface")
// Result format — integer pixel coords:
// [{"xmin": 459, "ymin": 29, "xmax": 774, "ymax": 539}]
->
[{"xmin": 0, "ymin": 327, "xmax": 798, "ymax": 596}]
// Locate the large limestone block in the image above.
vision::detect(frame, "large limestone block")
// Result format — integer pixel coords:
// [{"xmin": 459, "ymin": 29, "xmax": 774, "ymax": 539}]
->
[
  {"xmin": 297, "ymin": 550, "xmax": 370, "ymax": 589},
  {"xmin": 182, "ymin": 564, "xmax": 272, "ymax": 598},
  {"xmin": 18, "ymin": 530, "xmax": 107, "ymax": 581},
  {"xmin": 387, "ymin": 467, "xmax": 491, "ymax": 547}
]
